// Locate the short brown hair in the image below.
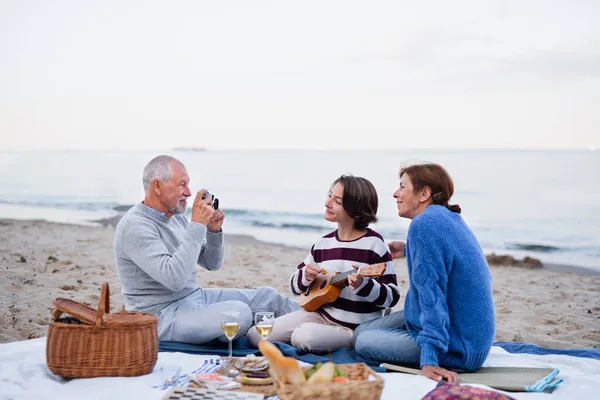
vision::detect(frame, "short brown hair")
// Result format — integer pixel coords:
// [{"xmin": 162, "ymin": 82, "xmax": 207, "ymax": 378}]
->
[
  {"xmin": 400, "ymin": 163, "xmax": 462, "ymax": 214},
  {"xmin": 331, "ymin": 175, "xmax": 378, "ymax": 230}
]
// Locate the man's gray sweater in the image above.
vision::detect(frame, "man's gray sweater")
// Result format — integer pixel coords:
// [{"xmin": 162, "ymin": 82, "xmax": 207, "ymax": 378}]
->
[{"xmin": 114, "ymin": 203, "xmax": 224, "ymax": 315}]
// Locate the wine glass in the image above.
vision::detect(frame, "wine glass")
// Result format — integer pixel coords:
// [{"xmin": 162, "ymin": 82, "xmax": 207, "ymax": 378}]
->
[
  {"xmin": 221, "ymin": 311, "xmax": 241, "ymax": 358},
  {"xmin": 254, "ymin": 311, "xmax": 275, "ymax": 341}
]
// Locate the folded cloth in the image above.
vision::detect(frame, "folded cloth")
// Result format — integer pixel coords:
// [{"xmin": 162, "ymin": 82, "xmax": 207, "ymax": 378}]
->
[
  {"xmin": 381, "ymin": 364, "xmax": 563, "ymax": 393},
  {"xmin": 493, "ymin": 342, "xmax": 600, "ymax": 360},
  {"xmin": 153, "ymin": 359, "xmax": 222, "ymax": 390}
]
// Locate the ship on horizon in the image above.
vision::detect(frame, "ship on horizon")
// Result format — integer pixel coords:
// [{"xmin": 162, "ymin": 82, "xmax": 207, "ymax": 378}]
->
[{"xmin": 172, "ymin": 146, "xmax": 207, "ymax": 152}]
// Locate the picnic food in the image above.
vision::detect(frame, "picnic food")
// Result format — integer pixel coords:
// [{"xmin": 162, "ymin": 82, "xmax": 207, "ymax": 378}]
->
[
  {"xmin": 257, "ymin": 340, "xmax": 350, "ymax": 384},
  {"xmin": 307, "ymin": 362, "xmax": 335, "ymax": 383},
  {"xmin": 258, "ymin": 340, "xmax": 306, "ymax": 384},
  {"xmin": 242, "ymin": 355, "xmax": 269, "ymax": 371},
  {"xmin": 237, "ymin": 373, "xmax": 273, "ymax": 386},
  {"xmin": 305, "ymin": 362, "xmax": 348, "ymax": 383},
  {"xmin": 192, "ymin": 372, "xmax": 230, "ymax": 382}
]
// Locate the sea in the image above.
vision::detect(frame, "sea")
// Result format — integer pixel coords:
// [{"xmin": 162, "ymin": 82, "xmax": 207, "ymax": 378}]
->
[{"xmin": 0, "ymin": 149, "xmax": 598, "ymax": 272}]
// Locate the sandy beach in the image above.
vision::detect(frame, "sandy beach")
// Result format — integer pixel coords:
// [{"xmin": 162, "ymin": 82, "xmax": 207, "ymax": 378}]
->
[{"xmin": 1, "ymin": 218, "xmax": 599, "ymax": 349}]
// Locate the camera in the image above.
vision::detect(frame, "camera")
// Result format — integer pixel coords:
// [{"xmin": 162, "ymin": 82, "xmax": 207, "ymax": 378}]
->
[{"xmin": 202, "ymin": 192, "xmax": 219, "ymax": 210}]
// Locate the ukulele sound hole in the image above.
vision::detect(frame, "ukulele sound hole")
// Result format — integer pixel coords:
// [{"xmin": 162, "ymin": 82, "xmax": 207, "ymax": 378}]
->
[{"xmin": 320, "ymin": 281, "xmax": 327, "ymax": 289}]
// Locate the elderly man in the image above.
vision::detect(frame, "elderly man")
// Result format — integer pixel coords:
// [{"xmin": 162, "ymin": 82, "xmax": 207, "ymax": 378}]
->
[{"xmin": 114, "ymin": 155, "xmax": 299, "ymax": 344}]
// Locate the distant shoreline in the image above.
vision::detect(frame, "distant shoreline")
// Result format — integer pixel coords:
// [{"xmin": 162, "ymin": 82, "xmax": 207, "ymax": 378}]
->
[
  {"xmin": 3, "ymin": 215, "xmax": 598, "ymax": 276},
  {"xmin": 1, "ymin": 217, "xmax": 599, "ymax": 347}
]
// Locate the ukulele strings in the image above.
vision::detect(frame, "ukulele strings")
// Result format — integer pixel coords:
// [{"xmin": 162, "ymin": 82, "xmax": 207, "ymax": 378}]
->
[{"xmin": 306, "ymin": 268, "xmax": 356, "ymax": 290}]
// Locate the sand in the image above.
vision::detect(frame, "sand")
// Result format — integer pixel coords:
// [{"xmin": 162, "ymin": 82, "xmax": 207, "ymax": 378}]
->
[{"xmin": 1, "ymin": 219, "xmax": 599, "ymax": 348}]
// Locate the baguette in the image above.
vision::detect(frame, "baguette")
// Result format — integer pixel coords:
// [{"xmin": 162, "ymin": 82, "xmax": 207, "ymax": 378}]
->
[
  {"xmin": 258, "ymin": 340, "xmax": 285, "ymax": 364},
  {"xmin": 258, "ymin": 340, "xmax": 285, "ymax": 381},
  {"xmin": 258, "ymin": 340, "xmax": 306, "ymax": 384},
  {"xmin": 278, "ymin": 356, "xmax": 307, "ymax": 384}
]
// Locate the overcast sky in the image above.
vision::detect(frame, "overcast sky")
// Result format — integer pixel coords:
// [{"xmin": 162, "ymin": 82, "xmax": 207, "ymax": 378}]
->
[{"xmin": 1, "ymin": 1, "xmax": 598, "ymax": 150}]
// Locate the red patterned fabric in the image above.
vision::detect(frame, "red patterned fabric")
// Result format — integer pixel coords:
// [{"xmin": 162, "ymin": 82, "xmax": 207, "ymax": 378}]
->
[{"xmin": 421, "ymin": 382, "xmax": 516, "ymax": 400}]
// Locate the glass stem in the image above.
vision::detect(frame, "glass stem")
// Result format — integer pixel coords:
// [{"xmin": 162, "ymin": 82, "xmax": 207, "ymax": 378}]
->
[{"xmin": 228, "ymin": 338, "xmax": 233, "ymax": 358}]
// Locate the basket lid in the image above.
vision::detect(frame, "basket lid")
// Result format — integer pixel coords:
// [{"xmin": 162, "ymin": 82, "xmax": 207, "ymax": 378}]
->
[
  {"xmin": 52, "ymin": 298, "xmax": 98, "ymax": 324},
  {"xmin": 52, "ymin": 283, "xmax": 158, "ymax": 327},
  {"xmin": 52, "ymin": 282, "xmax": 112, "ymax": 326}
]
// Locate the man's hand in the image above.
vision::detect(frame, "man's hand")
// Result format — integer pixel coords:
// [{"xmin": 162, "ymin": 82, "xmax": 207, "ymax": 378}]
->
[
  {"xmin": 422, "ymin": 365, "xmax": 458, "ymax": 383},
  {"xmin": 207, "ymin": 209, "xmax": 225, "ymax": 232},
  {"xmin": 348, "ymin": 265, "xmax": 364, "ymax": 290},
  {"xmin": 388, "ymin": 241, "xmax": 406, "ymax": 259},
  {"xmin": 191, "ymin": 190, "xmax": 215, "ymax": 225},
  {"xmin": 304, "ymin": 264, "xmax": 323, "ymax": 281}
]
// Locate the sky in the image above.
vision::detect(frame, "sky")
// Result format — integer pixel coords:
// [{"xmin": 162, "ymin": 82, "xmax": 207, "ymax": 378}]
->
[{"xmin": 0, "ymin": 0, "xmax": 599, "ymax": 150}]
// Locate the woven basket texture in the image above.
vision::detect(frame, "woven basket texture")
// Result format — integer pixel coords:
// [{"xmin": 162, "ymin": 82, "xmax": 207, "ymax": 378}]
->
[
  {"xmin": 46, "ymin": 283, "xmax": 159, "ymax": 378},
  {"xmin": 276, "ymin": 363, "xmax": 384, "ymax": 400}
]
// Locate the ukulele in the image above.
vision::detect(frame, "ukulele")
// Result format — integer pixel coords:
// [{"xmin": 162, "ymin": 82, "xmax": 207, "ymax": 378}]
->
[{"xmin": 298, "ymin": 262, "xmax": 387, "ymax": 312}]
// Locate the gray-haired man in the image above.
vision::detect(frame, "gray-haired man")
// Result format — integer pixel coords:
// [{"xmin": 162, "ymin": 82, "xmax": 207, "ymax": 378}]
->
[{"xmin": 114, "ymin": 155, "xmax": 299, "ymax": 344}]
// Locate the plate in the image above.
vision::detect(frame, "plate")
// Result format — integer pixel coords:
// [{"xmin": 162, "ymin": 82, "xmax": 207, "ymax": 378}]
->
[
  {"xmin": 237, "ymin": 375, "xmax": 273, "ymax": 386},
  {"xmin": 242, "ymin": 357, "xmax": 269, "ymax": 372}
]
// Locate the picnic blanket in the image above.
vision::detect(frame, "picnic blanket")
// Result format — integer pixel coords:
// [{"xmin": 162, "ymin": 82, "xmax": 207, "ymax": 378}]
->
[
  {"xmin": 159, "ymin": 337, "xmax": 385, "ymax": 371},
  {"xmin": 159, "ymin": 339, "xmax": 600, "ymax": 374},
  {"xmin": 2, "ymin": 337, "xmax": 600, "ymax": 400}
]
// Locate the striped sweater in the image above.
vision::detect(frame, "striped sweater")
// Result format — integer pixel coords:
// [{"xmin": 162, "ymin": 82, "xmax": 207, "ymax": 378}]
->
[{"xmin": 289, "ymin": 229, "xmax": 400, "ymax": 329}]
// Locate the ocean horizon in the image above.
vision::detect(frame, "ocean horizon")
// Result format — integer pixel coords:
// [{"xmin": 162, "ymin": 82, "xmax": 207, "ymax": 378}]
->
[{"xmin": 0, "ymin": 149, "xmax": 598, "ymax": 272}]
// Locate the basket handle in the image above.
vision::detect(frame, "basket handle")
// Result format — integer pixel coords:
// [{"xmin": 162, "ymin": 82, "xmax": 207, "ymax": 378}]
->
[{"xmin": 95, "ymin": 283, "xmax": 111, "ymax": 327}]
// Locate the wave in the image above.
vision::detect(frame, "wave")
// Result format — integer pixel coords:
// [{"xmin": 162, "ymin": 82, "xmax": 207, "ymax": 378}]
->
[
  {"xmin": 220, "ymin": 208, "xmax": 323, "ymax": 219},
  {"xmin": 505, "ymin": 243, "xmax": 563, "ymax": 253},
  {"xmin": 222, "ymin": 208, "xmax": 330, "ymax": 232},
  {"xmin": 2, "ymin": 198, "xmax": 597, "ymax": 263},
  {"xmin": 248, "ymin": 220, "xmax": 328, "ymax": 231},
  {"xmin": 0, "ymin": 198, "xmax": 121, "ymax": 212},
  {"xmin": 113, "ymin": 204, "xmax": 134, "ymax": 212}
]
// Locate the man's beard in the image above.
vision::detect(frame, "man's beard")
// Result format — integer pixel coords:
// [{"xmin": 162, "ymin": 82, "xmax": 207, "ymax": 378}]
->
[{"xmin": 171, "ymin": 197, "xmax": 188, "ymax": 214}]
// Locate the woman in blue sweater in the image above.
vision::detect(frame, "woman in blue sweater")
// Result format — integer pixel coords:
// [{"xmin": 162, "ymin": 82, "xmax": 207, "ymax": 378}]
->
[{"xmin": 353, "ymin": 162, "xmax": 495, "ymax": 383}]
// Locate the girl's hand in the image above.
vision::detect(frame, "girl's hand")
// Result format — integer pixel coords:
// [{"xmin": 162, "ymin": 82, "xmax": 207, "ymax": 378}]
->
[
  {"xmin": 304, "ymin": 264, "xmax": 322, "ymax": 281},
  {"xmin": 422, "ymin": 365, "xmax": 458, "ymax": 383},
  {"xmin": 348, "ymin": 265, "xmax": 364, "ymax": 290}
]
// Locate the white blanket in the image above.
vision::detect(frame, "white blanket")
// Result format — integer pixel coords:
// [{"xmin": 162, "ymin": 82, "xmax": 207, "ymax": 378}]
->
[{"xmin": 1, "ymin": 338, "xmax": 598, "ymax": 400}]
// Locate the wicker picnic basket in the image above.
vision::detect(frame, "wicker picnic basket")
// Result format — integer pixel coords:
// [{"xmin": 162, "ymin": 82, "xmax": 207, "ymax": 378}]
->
[
  {"xmin": 275, "ymin": 363, "xmax": 384, "ymax": 400},
  {"xmin": 46, "ymin": 282, "xmax": 159, "ymax": 378}
]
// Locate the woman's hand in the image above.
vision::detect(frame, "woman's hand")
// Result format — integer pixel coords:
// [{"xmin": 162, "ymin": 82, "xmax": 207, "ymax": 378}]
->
[
  {"xmin": 388, "ymin": 241, "xmax": 406, "ymax": 259},
  {"xmin": 422, "ymin": 365, "xmax": 458, "ymax": 383}
]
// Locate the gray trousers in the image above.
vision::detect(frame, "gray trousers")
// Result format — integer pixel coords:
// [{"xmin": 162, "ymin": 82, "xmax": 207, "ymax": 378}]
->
[{"xmin": 157, "ymin": 287, "xmax": 300, "ymax": 344}]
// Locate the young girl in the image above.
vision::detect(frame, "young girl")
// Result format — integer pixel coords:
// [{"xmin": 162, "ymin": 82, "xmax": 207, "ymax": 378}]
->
[{"xmin": 247, "ymin": 175, "xmax": 401, "ymax": 353}]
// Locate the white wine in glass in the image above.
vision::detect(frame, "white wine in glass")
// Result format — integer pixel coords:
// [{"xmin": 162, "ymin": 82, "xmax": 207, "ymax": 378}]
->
[
  {"xmin": 254, "ymin": 311, "xmax": 275, "ymax": 341},
  {"xmin": 222, "ymin": 322, "xmax": 241, "ymax": 340},
  {"xmin": 221, "ymin": 311, "xmax": 241, "ymax": 358}
]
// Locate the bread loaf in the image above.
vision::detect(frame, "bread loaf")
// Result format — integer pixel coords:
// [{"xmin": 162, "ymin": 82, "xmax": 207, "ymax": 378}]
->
[
  {"xmin": 278, "ymin": 356, "xmax": 307, "ymax": 384},
  {"xmin": 258, "ymin": 340, "xmax": 306, "ymax": 384}
]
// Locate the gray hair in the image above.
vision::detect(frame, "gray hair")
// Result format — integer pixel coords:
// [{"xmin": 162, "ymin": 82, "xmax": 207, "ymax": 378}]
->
[{"xmin": 142, "ymin": 155, "xmax": 184, "ymax": 193}]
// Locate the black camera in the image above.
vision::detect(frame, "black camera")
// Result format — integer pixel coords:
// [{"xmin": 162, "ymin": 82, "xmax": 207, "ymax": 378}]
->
[{"xmin": 202, "ymin": 192, "xmax": 219, "ymax": 210}]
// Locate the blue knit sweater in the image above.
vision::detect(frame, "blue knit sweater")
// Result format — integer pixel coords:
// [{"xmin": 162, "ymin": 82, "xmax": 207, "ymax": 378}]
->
[{"xmin": 404, "ymin": 205, "xmax": 495, "ymax": 371}]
